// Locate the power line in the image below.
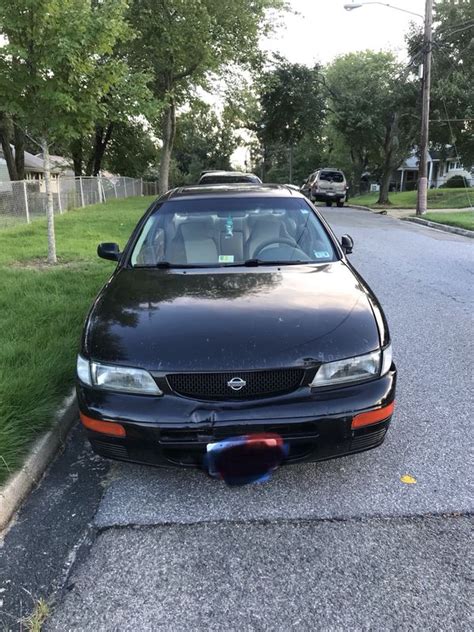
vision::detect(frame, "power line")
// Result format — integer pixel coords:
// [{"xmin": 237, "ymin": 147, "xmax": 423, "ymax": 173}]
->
[{"xmin": 430, "ymin": 118, "xmax": 474, "ymax": 123}]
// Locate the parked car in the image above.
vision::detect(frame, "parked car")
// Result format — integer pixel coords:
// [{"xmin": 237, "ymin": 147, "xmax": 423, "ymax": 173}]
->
[
  {"xmin": 197, "ymin": 170, "xmax": 262, "ymax": 185},
  {"xmin": 310, "ymin": 168, "xmax": 348, "ymax": 207},
  {"xmin": 77, "ymin": 184, "xmax": 396, "ymax": 470}
]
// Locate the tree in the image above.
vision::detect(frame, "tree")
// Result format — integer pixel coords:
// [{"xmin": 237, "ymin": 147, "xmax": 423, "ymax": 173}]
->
[
  {"xmin": 0, "ymin": 0, "xmax": 130, "ymax": 263},
  {"xmin": 407, "ymin": 1, "xmax": 474, "ymax": 167},
  {"xmin": 71, "ymin": 61, "xmax": 152, "ymax": 176},
  {"xmin": 326, "ymin": 51, "xmax": 418, "ymax": 203},
  {"xmin": 173, "ymin": 99, "xmax": 239, "ymax": 184},
  {"xmin": 103, "ymin": 120, "xmax": 159, "ymax": 177},
  {"xmin": 128, "ymin": 0, "xmax": 285, "ymax": 193},
  {"xmin": 255, "ymin": 59, "xmax": 327, "ymax": 183}
]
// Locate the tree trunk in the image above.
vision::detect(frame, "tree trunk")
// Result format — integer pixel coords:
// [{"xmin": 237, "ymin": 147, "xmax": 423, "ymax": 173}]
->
[
  {"xmin": 377, "ymin": 113, "xmax": 399, "ymax": 205},
  {"xmin": 92, "ymin": 123, "xmax": 115, "ymax": 175},
  {"xmin": 349, "ymin": 149, "xmax": 365, "ymax": 196},
  {"xmin": 42, "ymin": 139, "xmax": 57, "ymax": 264},
  {"xmin": 159, "ymin": 99, "xmax": 176, "ymax": 194},
  {"xmin": 86, "ymin": 123, "xmax": 114, "ymax": 176},
  {"xmin": 71, "ymin": 138, "xmax": 83, "ymax": 176},
  {"xmin": 377, "ymin": 169, "xmax": 392, "ymax": 205},
  {"xmin": 14, "ymin": 125, "xmax": 25, "ymax": 180},
  {"xmin": 0, "ymin": 114, "xmax": 18, "ymax": 181},
  {"xmin": 260, "ymin": 142, "xmax": 271, "ymax": 183}
]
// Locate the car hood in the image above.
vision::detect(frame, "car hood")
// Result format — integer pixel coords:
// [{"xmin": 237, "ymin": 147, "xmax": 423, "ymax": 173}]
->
[{"xmin": 84, "ymin": 262, "xmax": 381, "ymax": 371}]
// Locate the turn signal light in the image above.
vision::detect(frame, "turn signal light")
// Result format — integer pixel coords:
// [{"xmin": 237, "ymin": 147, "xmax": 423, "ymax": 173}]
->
[
  {"xmin": 80, "ymin": 413, "xmax": 126, "ymax": 437},
  {"xmin": 351, "ymin": 402, "xmax": 395, "ymax": 429}
]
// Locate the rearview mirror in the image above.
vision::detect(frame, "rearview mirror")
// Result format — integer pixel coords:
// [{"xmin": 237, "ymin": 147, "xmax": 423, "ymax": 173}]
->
[
  {"xmin": 340, "ymin": 234, "xmax": 353, "ymax": 255},
  {"xmin": 97, "ymin": 242, "xmax": 121, "ymax": 261}
]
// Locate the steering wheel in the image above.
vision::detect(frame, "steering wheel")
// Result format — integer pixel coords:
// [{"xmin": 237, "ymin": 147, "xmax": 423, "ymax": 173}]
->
[{"xmin": 253, "ymin": 237, "xmax": 301, "ymax": 259}]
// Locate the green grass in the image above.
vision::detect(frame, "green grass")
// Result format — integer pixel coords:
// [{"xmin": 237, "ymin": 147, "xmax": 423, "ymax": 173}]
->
[
  {"xmin": 422, "ymin": 211, "xmax": 474, "ymax": 231},
  {"xmin": 0, "ymin": 196, "xmax": 154, "ymax": 485},
  {"xmin": 353, "ymin": 188, "xmax": 473, "ymax": 209},
  {"xmin": 21, "ymin": 597, "xmax": 51, "ymax": 632}
]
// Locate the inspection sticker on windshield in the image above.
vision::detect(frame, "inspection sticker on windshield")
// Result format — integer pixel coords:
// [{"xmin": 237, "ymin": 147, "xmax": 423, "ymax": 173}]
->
[
  {"xmin": 219, "ymin": 255, "xmax": 234, "ymax": 263},
  {"xmin": 314, "ymin": 251, "xmax": 330, "ymax": 259}
]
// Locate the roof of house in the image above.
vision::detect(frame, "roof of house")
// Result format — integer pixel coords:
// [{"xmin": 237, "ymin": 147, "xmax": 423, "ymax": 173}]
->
[
  {"xmin": 0, "ymin": 147, "xmax": 74, "ymax": 175},
  {"xmin": 0, "ymin": 147, "xmax": 46, "ymax": 172},
  {"xmin": 35, "ymin": 154, "xmax": 74, "ymax": 175},
  {"xmin": 397, "ymin": 147, "xmax": 462, "ymax": 171}
]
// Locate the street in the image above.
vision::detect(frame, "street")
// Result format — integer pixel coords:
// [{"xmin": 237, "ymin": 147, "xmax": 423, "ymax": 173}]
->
[{"xmin": 1, "ymin": 207, "xmax": 472, "ymax": 630}]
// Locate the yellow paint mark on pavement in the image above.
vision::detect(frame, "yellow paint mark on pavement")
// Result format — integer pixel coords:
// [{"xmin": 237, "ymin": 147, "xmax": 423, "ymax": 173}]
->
[{"xmin": 400, "ymin": 474, "xmax": 417, "ymax": 484}]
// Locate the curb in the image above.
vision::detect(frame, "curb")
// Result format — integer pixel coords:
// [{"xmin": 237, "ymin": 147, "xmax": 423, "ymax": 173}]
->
[
  {"xmin": 349, "ymin": 204, "xmax": 387, "ymax": 214},
  {"xmin": 0, "ymin": 389, "xmax": 78, "ymax": 532},
  {"xmin": 403, "ymin": 216, "xmax": 474, "ymax": 239}
]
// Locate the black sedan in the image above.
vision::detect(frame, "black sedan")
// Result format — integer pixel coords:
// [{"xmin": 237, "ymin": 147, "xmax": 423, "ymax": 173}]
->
[{"xmin": 77, "ymin": 184, "xmax": 396, "ymax": 470}]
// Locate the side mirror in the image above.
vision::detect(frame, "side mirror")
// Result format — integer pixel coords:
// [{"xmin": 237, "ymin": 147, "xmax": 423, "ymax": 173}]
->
[
  {"xmin": 340, "ymin": 234, "xmax": 354, "ymax": 255},
  {"xmin": 97, "ymin": 242, "xmax": 121, "ymax": 261}
]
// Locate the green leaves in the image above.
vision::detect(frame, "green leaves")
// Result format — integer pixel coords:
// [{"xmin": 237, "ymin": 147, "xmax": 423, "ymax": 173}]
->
[
  {"xmin": 325, "ymin": 51, "xmax": 418, "ymax": 193},
  {"xmin": 0, "ymin": 0, "xmax": 132, "ymax": 143}
]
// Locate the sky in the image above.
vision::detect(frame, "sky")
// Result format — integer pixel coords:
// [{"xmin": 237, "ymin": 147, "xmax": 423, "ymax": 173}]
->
[
  {"xmin": 233, "ymin": 0, "xmax": 426, "ymax": 168},
  {"xmin": 262, "ymin": 0, "xmax": 427, "ymax": 65}
]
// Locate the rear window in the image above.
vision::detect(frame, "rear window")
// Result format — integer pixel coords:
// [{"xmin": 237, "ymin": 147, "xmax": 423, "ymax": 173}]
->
[
  {"xmin": 199, "ymin": 174, "xmax": 261, "ymax": 185},
  {"xmin": 319, "ymin": 171, "xmax": 344, "ymax": 183}
]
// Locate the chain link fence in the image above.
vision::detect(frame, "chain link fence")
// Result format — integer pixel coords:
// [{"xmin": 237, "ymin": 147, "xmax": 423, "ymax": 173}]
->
[{"xmin": 0, "ymin": 176, "xmax": 159, "ymax": 229}]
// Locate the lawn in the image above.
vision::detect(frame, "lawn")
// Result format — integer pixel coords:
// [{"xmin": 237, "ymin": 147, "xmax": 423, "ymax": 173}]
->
[
  {"xmin": 422, "ymin": 212, "xmax": 474, "ymax": 231},
  {"xmin": 352, "ymin": 188, "xmax": 473, "ymax": 209},
  {"xmin": 0, "ymin": 196, "xmax": 154, "ymax": 485}
]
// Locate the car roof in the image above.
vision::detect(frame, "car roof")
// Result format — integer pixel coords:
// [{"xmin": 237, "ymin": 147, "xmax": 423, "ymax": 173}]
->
[
  {"xmin": 161, "ymin": 184, "xmax": 305, "ymax": 201},
  {"xmin": 199, "ymin": 170, "xmax": 257, "ymax": 177}
]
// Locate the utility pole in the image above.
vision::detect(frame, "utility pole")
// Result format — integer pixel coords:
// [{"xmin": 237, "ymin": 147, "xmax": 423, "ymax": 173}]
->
[
  {"xmin": 288, "ymin": 145, "xmax": 293, "ymax": 183},
  {"xmin": 344, "ymin": 1, "xmax": 432, "ymax": 212},
  {"xmin": 416, "ymin": 0, "xmax": 433, "ymax": 216}
]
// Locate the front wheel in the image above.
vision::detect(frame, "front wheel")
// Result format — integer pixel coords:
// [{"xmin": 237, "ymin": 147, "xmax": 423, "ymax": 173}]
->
[
  {"xmin": 337, "ymin": 200, "xmax": 344, "ymax": 207},
  {"xmin": 326, "ymin": 200, "xmax": 333, "ymax": 207}
]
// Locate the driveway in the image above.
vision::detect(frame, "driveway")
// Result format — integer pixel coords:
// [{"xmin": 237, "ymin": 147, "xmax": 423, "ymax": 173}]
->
[{"xmin": 1, "ymin": 207, "xmax": 472, "ymax": 631}]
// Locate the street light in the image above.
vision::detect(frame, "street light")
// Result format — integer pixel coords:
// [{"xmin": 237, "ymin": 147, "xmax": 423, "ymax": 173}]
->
[
  {"xmin": 343, "ymin": 0, "xmax": 433, "ymax": 215},
  {"xmin": 343, "ymin": 2, "xmax": 422, "ymax": 18}
]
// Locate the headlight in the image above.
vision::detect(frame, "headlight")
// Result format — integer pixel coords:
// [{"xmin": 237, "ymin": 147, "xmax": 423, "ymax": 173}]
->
[
  {"xmin": 76, "ymin": 355, "xmax": 162, "ymax": 395},
  {"xmin": 381, "ymin": 343, "xmax": 392, "ymax": 375},
  {"xmin": 310, "ymin": 345, "xmax": 392, "ymax": 388},
  {"xmin": 77, "ymin": 354, "xmax": 92, "ymax": 386}
]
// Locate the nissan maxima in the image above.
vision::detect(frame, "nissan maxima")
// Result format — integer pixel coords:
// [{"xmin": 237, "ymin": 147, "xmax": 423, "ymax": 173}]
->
[{"xmin": 77, "ymin": 184, "xmax": 396, "ymax": 469}]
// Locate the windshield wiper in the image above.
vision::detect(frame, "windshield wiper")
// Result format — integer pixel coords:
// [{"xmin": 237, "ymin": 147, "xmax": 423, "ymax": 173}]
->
[
  {"xmin": 134, "ymin": 262, "xmax": 209, "ymax": 269},
  {"xmin": 222, "ymin": 259, "xmax": 311, "ymax": 267}
]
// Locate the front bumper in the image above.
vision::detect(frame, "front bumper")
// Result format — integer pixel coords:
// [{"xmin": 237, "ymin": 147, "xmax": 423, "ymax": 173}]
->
[{"xmin": 78, "ymin": 366, "xmax": 396, "ymax": 469}]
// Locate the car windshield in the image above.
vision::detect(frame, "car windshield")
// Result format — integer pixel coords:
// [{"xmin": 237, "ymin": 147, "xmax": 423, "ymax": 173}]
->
[
  {"xmin": 130, "ymin": 197, "xmax": 338, "ymax": 267},
  {"xmin": 319, "ymin": 171, "xmax": 344, "ymax": 183}
]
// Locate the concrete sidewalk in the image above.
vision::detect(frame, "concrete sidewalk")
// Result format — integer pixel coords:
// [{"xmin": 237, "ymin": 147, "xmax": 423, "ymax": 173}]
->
[{"xmin": 382, "ymin": 207, "xmax": 473, "ymax": 219}]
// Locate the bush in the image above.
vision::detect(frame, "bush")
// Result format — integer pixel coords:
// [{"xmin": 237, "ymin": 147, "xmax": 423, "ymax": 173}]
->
[{"xmin": 441, "ymin": 175, "xmax": 471, "ymax": 188}]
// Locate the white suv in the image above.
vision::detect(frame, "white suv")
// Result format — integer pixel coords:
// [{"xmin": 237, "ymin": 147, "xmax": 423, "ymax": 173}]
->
[{"xmin": 310, "ymin": 169, "xmax": 348, "ymax": 207}]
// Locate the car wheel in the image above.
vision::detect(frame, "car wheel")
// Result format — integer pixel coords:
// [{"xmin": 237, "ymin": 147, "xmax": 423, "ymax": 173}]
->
[
  {"xmin": 326, "ymin": 201, "xmax": 333, "ymax": 207},
  {"xmin": 337, "ymin": 201, "xmax": 344, "ymax": 207}
]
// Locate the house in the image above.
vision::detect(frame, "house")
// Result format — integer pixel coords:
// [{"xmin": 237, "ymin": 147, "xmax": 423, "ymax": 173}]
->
[
  {"xmin": 394, "ymin": 149, "xmax": 473, "ymax": 191},
  {"xmin": 0, "ymin": 147, "xmax": 74, "ymax": 192},
  {"xmin": 34, "ymin": 153, "xmax": 75, "ymax": 178},
  {"xmin": 0, "ymin": 147, "xmax": 46, "ymax": 189}
]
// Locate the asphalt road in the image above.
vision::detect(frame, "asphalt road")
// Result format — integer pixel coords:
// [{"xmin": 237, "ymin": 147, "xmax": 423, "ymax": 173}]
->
[{"xmin": 2, "ymin": 207, "xmax": 472, "ymax": 631}]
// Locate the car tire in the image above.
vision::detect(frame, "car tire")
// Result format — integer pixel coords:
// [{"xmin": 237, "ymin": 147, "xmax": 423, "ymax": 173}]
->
[
  {"xmin": 337, "ymin": 201, "xmax": 344, "ymax": 207},
  {"xmin": 327, "ymin": 201, "xmax": 333, "ymax": 207}
]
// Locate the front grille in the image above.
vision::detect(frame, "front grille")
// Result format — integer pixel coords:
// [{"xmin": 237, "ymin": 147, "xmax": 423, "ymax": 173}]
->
[{"xmin": 167, "ymin": 368, "xmax": 305, "ymax": 400}]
